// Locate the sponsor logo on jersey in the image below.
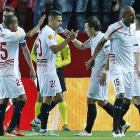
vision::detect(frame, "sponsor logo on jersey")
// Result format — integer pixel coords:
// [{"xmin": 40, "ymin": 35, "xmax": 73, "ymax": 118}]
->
[{"xmin": 48, "ymin": 35, "xmax": 53, "ymax": 39}]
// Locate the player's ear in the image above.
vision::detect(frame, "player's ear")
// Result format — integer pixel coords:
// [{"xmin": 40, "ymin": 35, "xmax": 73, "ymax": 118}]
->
[{"xmin": 8, "ymin": 23, "xmax": 12, "ymax": 29}]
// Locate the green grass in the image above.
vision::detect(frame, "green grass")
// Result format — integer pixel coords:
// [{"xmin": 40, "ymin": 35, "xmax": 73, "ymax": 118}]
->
[{"xmin": 1, "ymin": 131, "xmax": 140, "ymax": 140}]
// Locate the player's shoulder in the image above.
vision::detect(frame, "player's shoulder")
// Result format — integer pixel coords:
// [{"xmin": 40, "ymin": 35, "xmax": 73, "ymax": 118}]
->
[
  {"xmin": 108, "ymin": 21, "xmax": 122, "ymax": 31},
  {"xmin": 136, "ymin": 30, "xmax": 140, "ymax": 39},
  {"xmin": 17, "ymin": 26, "xmax": 25, "ymax": 34},
  {"xmin": 0, "ymin": 23, "xmax": 4, "ymax": 31}
]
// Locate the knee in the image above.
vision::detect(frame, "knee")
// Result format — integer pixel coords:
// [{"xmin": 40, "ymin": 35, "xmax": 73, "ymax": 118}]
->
[
  {"xmin": 18, "ymin": 94, "xmax": 27, "ymax": 103},
  {"xmin": 123, "ymin": 98, "xmax": 131, "ymax": 105},
  {"xmin": 54, "ymin": 93, "xmax": 64, "ymax": 103},
  {"xmin": 87, "ymin": 98, "xmax": 96, "ymax": 104},
  {"xmin": 97, "ymin": 100, "xmax": 107, "ymax": 107},
  {"xmin": 116, "ymin": 93, "xmax": 124, "ymax": 99}
]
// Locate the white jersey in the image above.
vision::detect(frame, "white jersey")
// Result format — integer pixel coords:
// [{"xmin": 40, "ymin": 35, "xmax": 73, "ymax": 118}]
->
[
  {"xmin": 0, "ymin": 28, "xmax": 25, "ymax": 76},
  {"xmin": 104, "ymin": 20, "xmax": 136, "ymax": 71},
  {"xmin": 83, "ymin": 32, "xmax": 110, "ymax": 79},
  {"xmin": 0, "ymin": 23, "xmax": 27, "ymax": 77},
  {"xmin": 133, "ymin": 30, "xmax": 140, "ymax": 81},
  {"xmin": 36, "ymin": 25, "xmax": 57, "ymax": 75}
]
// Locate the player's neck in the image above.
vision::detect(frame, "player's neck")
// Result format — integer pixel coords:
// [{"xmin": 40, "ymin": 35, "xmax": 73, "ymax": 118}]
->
[
  {"xmin": 48, "ymin": 23, "xmax": 55, "ymax": 31},
  {"xmin": 92, "ymin": 31, "xmax": 99, "ymax": 38},
  {"xmin": 122, "ymin": 20, "xmax": 130, "ymax": 27}
]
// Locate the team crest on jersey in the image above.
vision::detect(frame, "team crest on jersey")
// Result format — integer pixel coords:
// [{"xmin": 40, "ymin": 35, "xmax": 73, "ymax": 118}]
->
[
  {"xmin": 15, "ymin": 33, "xmax": 20, "ymax": 36},
  {"xmin": 48, "ymin": 35, "xmax": 53, "ymax": 39}
]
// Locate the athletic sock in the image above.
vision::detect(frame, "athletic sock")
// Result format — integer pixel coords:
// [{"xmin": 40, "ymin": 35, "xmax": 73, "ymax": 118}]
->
[
  {"xmin": 58, "ymin": 101, "xmax": 67, "ymax": 126},
  {"xmin": 119, "ymin": 103, "xmax": 129, "ymax": 127},
  {"xmin": 113, "ymin": 99, "xmax": 123, "ymax": 131},
  {"xmin": 103, "ymin": 102, "xmax": 126, "ymax": 127},
  {"xmin": 8, "ymin": 100, "xmax": 25, "ymax": 130},
  {"xmin": 41, "ymin": 103, "xmax": 50, "ymax": 129},
  {"xmin": 37, "ymin": 101, "xmax": 56, "ymax": 120},
  {"xmin": 13, "ymin": 101, "xmax": 21, "ymax": 129},
  {"xmin": 0, "ymin": 104, "xmax": 6, "ymax": 135},
  {"xmin": 35, "ymin": 102, "xmax": 42, "ymax": 117},
  {"xmin": 85, "ymin": 104, "xmax": 97, "ymax": 133}
]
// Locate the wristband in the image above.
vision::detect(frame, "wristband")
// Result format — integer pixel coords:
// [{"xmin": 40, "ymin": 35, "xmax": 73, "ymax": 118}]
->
[
  {"xmin": 103, "ymin": 69, "xmax": 109, "ymax": 75},
  {"xmin": 72, "ymin": 38, "xmax": 77, "ymax": 42}
]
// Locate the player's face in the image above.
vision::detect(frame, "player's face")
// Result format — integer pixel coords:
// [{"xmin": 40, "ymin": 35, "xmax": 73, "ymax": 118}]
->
[
  {"xmin": 85, "ymin": 23, "xmax": 92, "ymax": 37},
  {"xmin": 52, "ymin": 16, "xmax": 62, "ymax": 30},
  {"xmin": 125, "ymin": 9, "xmax": 135, "ymax": 24},
  {"xmin": 3, "ymin": 11, "xmax": 14, "ymax": 21},
  {"xmin": 10, "ymin": 18, "xmax": 18, "ymax": 32}
]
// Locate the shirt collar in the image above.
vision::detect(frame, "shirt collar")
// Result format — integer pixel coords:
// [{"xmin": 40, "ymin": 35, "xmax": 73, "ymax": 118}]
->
[{"xmin": 120, "ymin": 20, "xmax": 129, "ymax": 31}]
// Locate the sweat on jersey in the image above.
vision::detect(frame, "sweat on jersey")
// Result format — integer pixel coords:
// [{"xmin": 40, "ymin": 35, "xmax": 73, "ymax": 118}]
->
[
  {"xmin": 83, "ymin": 31, "xmax": 110, "ymax": 79},
  {"xmin": 0, "ymin": 28, "xmax": 25, "ymax": 76},
  {"xmin": 104, "ymin": 20, "xmax": 136, "ymax": 71},
  {"xmin": 36, "ymin": 25, "xmax": 57, "ymax": 75}
]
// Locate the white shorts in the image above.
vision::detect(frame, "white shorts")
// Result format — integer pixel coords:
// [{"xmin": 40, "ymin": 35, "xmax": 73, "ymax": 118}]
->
[
  {"xmin": 38, "ymin": 74, "xmax": 62, "ymax": 97},
  {"xmin": 0, "ymin": 75, "xmax": 25, "ymax": 99},
  {"xmin": 87, "ymin": 76, "xmax": 109, "ymax": 100},
  {"xmin": 133, "ymin": 71, "xmax": 140, "ymax": 96},
  {"xmin": 110, "ymin": 69, "xmax": 134, "ymax": 99}
]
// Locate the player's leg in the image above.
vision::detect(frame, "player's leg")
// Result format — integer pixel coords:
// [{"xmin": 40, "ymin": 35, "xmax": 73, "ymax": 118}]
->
[
  {"xmin": 74, "ymin": 98, "xmax": 97, "ymax": 136},
  {"xmin": 110, "ymin": 71, "xmax": 125, "ymax": 137},
  {"xmin": 57, "ymin": 68, "xmax": 70, "ymax": 131},
  {"xmin": 0, "ymin": 98, "xmax": 9, "ymax": 136}
]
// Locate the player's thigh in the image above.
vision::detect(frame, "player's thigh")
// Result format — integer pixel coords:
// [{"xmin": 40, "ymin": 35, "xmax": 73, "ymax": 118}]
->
[
  {"xmin": 87, "ymin": 97, "xmax": 97, "ymax": 104},
  {"xmin": 87, "ymin": 77, "xmax": 109, "ymax": 101},
  {"xmin": 97, "ymin": 100, "xmax": 108, "ymax": 107},
  {"xmin": 0, "ymin": 76, "xmax": 25, "ymax": 99},
  {"xmin": 38, "ymin": 74, "xmax": 62, "ymax": 97},
  {"xmin": 123, "ymin": 72, "xmax": 134, "ymax": 99},
  {"xmin": 110, "ymin": 70, "xmax": 125, "ymax": 96}
]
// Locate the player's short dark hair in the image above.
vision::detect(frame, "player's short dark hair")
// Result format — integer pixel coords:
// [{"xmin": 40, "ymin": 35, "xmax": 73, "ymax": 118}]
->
[
  {"xmin": 4, "ymin": 15, "xmax": 17, "ymax": 28},
  {"xmin": 85, "ymin": 16, "xmax": 101, "ymax": 31},
  {"xmin": 48, "ymin": 10, "xmax": 62, "ymax": 19},
  {"xmin": 136, "ymin": 14, "xmax": 140, "ymax": 28},
  {"xmin": 3, "ymin": 6, "xmax": 15, "ymax": 15}
]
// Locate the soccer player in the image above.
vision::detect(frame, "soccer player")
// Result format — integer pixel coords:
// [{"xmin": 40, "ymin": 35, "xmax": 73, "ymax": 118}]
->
[
  {"xmin": 30, "ymin": 10, "xmax": 77, "ymax": 136},
  {"xmin": 64, "ymin": 16, "xmax": 128, "ymax": 136},
  {"xmin": 0, "ymin": 15, "xmax": 45, "ymax": 136},
  {"xmin": 30, "ymin": 34, "xmax": 71, "ymax": 131},
  {"xmin": 85, "ymin": 6, "xmax": 136, "ymax": 137}
]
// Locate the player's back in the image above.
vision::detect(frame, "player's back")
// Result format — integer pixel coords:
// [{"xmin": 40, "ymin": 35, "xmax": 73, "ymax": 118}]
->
[
  {"xmin": 37, "ymin": 25, "xmax": 57, "ymax": 75},
  {"xmin": 0, "ymin": 28, "xmax": 25, "ymax": 76}
]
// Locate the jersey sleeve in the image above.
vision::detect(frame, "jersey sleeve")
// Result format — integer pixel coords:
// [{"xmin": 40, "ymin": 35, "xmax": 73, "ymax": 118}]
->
[
  {"xmin": 83, "ymin": 37, "xmax": 92, "ymax": 48},
  {"xmin": 104, "ymin": 24, "xmax": 118, "ymax": 40},
  {"xmin": 133, "ymin": 37, "xmax": 140, "ymax": 53},
  {"xmin": 6, "ymin": 32, "xmax": 25, "ymax": 42},
  {"xmin": 17, "ymin": 27, "xmax": 27, "ymax": 47},
  {"xmin": 45, "ymin": 30, "xmax": 57, "ymax": 47},
  {"xmin": 102, "ymin": 40, "xmax": 110, "ymax": 55}
]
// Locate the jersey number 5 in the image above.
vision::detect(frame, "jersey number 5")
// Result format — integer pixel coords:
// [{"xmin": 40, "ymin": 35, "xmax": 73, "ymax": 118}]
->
[{"xmin": 0, "ymin": 42, "xmax": 8, "ymax": 60}]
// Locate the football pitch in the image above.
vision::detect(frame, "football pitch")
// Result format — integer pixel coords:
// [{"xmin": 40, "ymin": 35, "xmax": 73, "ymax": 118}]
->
[{"xmin": 1, "ymin": 131, "xmax": 140, "ymax": 140}]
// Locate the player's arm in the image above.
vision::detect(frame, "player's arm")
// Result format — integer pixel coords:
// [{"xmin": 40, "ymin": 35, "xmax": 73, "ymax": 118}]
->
[
  {"xmin": 25, "ymin": 15, "xmax": 46, "ymax": 39},
  {"xmin": 85, "ymin": 37, "xmax": 107, "ymax": 69},
  {"xmin": 135, "ymin": 51, "xmax": 140, "ymax": 76},
  {"xmin": 56, "ymin": 45, "xmax": 71, "ymax": 68},
  {"xmin": 21, "ymin": 45, "xmax": 36, "ymax": 80},
  {"xmin": 72, "ymin": 39, "xmax": 87, "ymax": 50},
  {"xmin": 50, "ymin": 30, "xmax": 78, "ymax": 54},
  {"xmin": 100, "ymin": 54, "xmax": 109, "ymax": 86}
]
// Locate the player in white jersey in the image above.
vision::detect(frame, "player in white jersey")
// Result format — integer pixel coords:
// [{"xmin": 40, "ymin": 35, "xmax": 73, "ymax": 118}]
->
[
  {"xmin": 30, "ymin": 10, "xmax": 78, "ymax": 136},
  {"xmin": 85, "ymin": 6, "xmax": 136, "ymax": 137},
  {"xmin": 0, "ymin": 15, "xmax": 45, "ymax": 137},
  {"xmin": 64, "ymin": 16, "xmax": 127, "ymax": 136}
]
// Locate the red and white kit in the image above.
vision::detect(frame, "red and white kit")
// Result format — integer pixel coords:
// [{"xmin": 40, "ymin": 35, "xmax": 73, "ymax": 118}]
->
[
  {"xmin": 104, "ymin": 20, "xmax": 136, "ymax": 99},
  {"xmin": 36, "ymin": 25, "xmax": 62, "ymax": 97},
  {"xmin": 83, "ymin": 32, "xmax": 110, "ymax": 100}
]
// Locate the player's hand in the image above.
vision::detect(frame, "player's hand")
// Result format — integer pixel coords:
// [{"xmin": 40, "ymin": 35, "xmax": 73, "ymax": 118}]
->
[
  {"xmin": 30, "ymin": 69, "xmax": 36, "ymax": 81},
  {"xmin": 66, "ymin": 29, "xmax": 79, "ymax": 41},
  {"xmin": 112, "ymin": 3, "xmax": 119, "ymax": 12},
  {"xmin": 38, "ymin": 15, "xmax": 46, "ymax": 27},
  {"xmin": 85, "ymin": 58, "xmax": 95, "ymax": 70},
  {"xmin": 100, "ymin": 73, "xmax": 107, "ymax": 86}
]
